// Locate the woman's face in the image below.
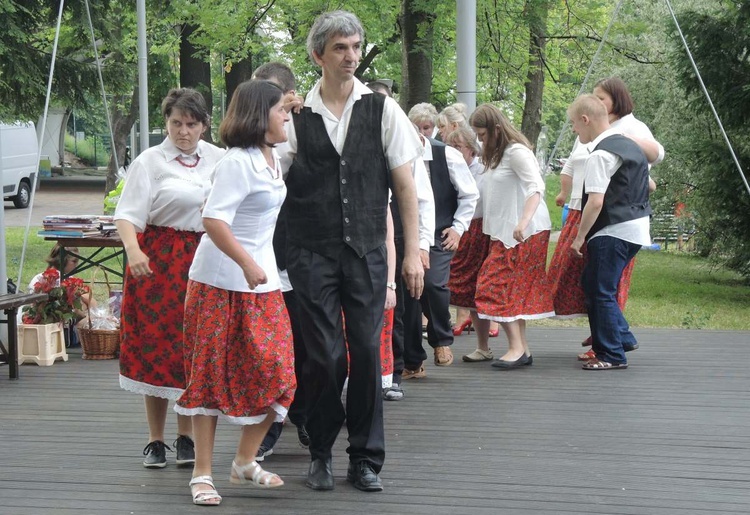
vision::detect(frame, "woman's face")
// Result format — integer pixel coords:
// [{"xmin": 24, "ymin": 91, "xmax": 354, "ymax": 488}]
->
[
  {"xmin": 417, "ymin": 121, "xmax": 435, "ymax": 139},
  {"xmin": 166, "ymin": 108, "xmax": 206, "ymax": 155},
  {"xmin": 450, "ymin": 137, "xmax": 474, "ymax": 166},
  {"xmin": 437, "ymin": 121, "xmax": 458, "ymax": 140},
  {"xmin": 63, "ymin": 256, "xmax": 78, "ymax": 275},
  {"xmin": 265, "ymin": 97, "xmax": 290, "ymax": 145},
  {"xmin": 593, "ymin": 86, "xmax": 614, "ymax": 117},
  {"xmin": 473, "ymin": 126, "xmax": 489, "ymax": 148}
]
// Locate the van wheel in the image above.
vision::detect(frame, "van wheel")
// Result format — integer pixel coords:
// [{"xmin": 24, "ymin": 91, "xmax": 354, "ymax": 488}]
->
[{"xmin": 12, "ymin": 180, "xmax": 31, "ymax": 208}]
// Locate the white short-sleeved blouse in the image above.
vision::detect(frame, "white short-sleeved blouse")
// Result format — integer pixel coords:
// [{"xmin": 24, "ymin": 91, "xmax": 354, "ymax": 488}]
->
[
  {"xmin": 114, "ymin": 138, "xmax": 226, "ymax": 232},
  {"xmin": 189, "ymin": 147, "xmax": 286, "ymax": 293}
]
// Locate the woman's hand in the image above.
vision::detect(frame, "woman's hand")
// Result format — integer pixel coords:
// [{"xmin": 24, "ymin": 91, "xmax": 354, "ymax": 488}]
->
[
  {"xmin": 512, "ymin": 220, "xmax": 529, "ymax": 243},
  {"xmin": 126, "ymin": 247, "xmax": 152, "ymax": 277},
  {"xmin": 243, "ymin": 263, "xmax": 268, "ymax": 290}
]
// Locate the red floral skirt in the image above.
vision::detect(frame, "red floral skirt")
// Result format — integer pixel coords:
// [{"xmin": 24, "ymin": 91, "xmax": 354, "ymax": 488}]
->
[
  {"xmin": 448, "ymin": 218, "xmax": 490, "ymax": 309},
  {"xmin": 380, "ymin": 308, "xmax": 394, "ymax": 388},
  {"xmin": 548, "ymin": 210, "xmax": 634, "ymax": 317},
  {"xmin": 475, "ymin": 231, "xmax": 555, "ymax": 322},
  {"xmin": 175, "ymin": 281, "xmax": 296, "ymax": 425},
  {"xmin": 119, "ymin": 225, "xmax": 201, "ymax": 399}
]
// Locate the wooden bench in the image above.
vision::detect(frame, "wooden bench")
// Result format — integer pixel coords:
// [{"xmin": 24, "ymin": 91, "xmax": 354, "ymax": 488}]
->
[
  {"xmin": 0, "ymin": 293, "xmax": 48, "ymax": 379},
  {"xmin": 651, "ymin": 212, "xmax": 696, "ymax": 250}
]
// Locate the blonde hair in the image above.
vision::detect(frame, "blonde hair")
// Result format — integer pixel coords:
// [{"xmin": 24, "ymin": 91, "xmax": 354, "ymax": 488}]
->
[
  {"xmin": 408, "ymin": 102, "xmax": 438, "ymax": 126},
  {"xmin": 437, "ymin": 103, "xmax": 469, "ymax": 129},
  {"xmin": 567, "ymin": 94, "xmax": 608, "ymax": 122},
  {"xmin": 444, "ymin": 125, "xmax": 480, "ymax": 156}
]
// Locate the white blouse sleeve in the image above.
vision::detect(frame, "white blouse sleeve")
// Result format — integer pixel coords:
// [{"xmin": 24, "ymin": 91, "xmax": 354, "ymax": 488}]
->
[
  {"xmin": 114, "ymin": 159, "xmax": 152, "ymax": 231},
  {"xmin": 508, "ymin": 145, "xmax": 545, "ymax": 199},
  {"xmin": 202, "ymin": 154, "xmax": 253, "ymax": 226}
]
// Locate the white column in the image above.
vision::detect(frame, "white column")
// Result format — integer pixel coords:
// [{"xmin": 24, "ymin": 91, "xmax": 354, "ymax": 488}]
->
[
  {"xmin": 456, "ymin": 0, "xmax": 477, "ymax": 113},
  {"xmin": 136, "ymin": 0, "xmax": 149, "ymax": 154}
]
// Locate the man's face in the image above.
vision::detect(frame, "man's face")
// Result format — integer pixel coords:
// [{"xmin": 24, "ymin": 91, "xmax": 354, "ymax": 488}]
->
[{"xmin": 314, "ymin": 34, "xmax": 362, "ymax": 82}]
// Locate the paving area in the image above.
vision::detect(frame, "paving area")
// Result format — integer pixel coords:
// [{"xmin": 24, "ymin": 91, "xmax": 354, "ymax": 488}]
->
[
  {"xmin": 3, "ymin": 177, "xmax": 108, "ymax": 228},
  {"xmin": 1, "ymin": 327, "xmax": 749, "ymax": 514}
]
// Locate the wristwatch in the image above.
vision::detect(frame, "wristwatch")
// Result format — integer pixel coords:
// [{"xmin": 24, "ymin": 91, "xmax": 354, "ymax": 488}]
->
[{"xmin": 386, "ymin": 282, "xmax": 397, "ymax": 291}]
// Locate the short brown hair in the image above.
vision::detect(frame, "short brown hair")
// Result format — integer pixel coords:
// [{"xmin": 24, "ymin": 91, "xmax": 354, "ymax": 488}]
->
[
  {"xmin": 469, "ymin": 104, "xmax": 531, "ymax": 170},
  {"xmin": 219, "ymin": 80, "xmax": 284, "ymax": 149},
  {"xmin": 594, "ymin": 77, "xmax": 634, "ymax": 119},
  {"xmin": 567, "ymin": 94, "xmax": 608, "ymax": 122},
  {"xmin": 444, "ymin": 126, "xmax": 480, "ymax": 156},
  {"xmin": 161, "ymin": 88, "xmax": 210, "ymax": 127},
  {"xmin": 253, "ymin": 62, "xmax": 296, "ymax": 94}
]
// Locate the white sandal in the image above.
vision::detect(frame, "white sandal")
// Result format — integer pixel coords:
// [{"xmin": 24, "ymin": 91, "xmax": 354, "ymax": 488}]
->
[
  {"xmin": 229, "ymin": 460, "xmax": 284, "ymax": 488},
  {"xmin": 189, "ymin": 475, "xmax": 222, "ymax": 506}
]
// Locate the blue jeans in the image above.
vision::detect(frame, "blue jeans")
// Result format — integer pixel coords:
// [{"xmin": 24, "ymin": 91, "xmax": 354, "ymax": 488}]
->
[{"xmin": 582, "ymin": 236, "xmax": 641, "ymax": 365}]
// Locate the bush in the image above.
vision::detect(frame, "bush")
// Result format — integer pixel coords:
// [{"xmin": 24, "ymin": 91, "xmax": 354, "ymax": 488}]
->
[{"xmin": 64, "ymin": 132, "xmax": 110, "ymax": 167}]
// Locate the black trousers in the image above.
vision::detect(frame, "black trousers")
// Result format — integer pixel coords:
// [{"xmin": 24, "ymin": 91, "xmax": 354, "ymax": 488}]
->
[
  {"xmin": 283, "ymin": 289, "xmax": 308, "ymax": 429},
  {"xmin": 390, "ymin": 237, "xmax": 406, "ymax": 382},
  {"xmin": 287, "ymin": 243, "xmax": 386, "ymax": 471},
  {"xmin": 403, "ymin": 244, "xmax": 454, "ymax": 370}
]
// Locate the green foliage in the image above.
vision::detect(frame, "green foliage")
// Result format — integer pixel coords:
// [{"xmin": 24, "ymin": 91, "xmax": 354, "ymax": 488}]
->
[{"xmin": 64, "ymin": 132, "xmax": 110, "ymax": 167}]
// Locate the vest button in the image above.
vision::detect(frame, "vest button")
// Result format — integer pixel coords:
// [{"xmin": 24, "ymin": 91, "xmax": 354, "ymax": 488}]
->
[
  {"xmin": 344, "ymin": 217, "xmax": 350, "ymax": 223},
  {"xmin": 343, "ymin": 198, "xmax": 348, "ymax": 204},
  {"xmin": 345, "ymin": 236, "xmax": 351, "ymax": 242},
  {"xmin": 341, "ymin": 160, "xmax": 347, "ymax": 166},
  {"xmin": 341, "ymin": 178, "xmax": 347, "ymax": 184}
]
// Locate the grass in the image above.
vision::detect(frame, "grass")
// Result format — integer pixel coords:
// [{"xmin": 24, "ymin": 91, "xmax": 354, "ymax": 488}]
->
[
  {"xmin": 5, "ymin": 227, "xmax": 123, "ymax": 300},
  {"xmin": 6, "ymin": 227, "xmax": 750, "ymax": 331}
]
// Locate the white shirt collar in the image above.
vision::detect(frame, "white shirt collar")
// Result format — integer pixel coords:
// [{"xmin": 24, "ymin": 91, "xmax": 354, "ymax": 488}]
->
[
  {"xmin": 160, "ymin": 137, "xmax": 205, "ymax": 162},
  {"xmin": 305, "ymin": 77, "xmax": 373, "ymax": 116},
  {"xmin": 588, "ymin": 127, "xmax": 619, "ymax": 150},
  {"xmin": 421, "ymin": 136, "xmax": 434, "ymax": 162}
]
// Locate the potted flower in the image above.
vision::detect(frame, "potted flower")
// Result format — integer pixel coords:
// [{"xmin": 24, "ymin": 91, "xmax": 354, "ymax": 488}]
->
[
  {"xmin": 22, "ymin": 268, "xmax": 89, "ymax": 325},
  {"xmin": 18, "ymin": 269, "xmax": 89, "ymax": 366}
]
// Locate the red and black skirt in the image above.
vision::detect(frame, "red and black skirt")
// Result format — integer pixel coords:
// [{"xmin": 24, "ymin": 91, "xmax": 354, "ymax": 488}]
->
[{"xmin": 448, "ymin": 218, "xmax": 491, "ymax": 309}]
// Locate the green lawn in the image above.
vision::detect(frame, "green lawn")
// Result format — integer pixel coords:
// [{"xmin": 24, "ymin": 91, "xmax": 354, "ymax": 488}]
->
[{"xmin": 5, "ymin": 226, "xmax": 750, "ymax": 330}]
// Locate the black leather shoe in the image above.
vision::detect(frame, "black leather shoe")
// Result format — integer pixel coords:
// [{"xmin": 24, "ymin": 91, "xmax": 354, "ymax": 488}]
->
[
  {"xmin": 306, "ymin": 458, "xmax": 334, "ymax": 491},
  {"xmin": 490, "ymin": 353, "xmax": 530, "ymax": 369},
  {"xmin": 346, "ymin": 461, "xmax": 383, "ymax": 492}
]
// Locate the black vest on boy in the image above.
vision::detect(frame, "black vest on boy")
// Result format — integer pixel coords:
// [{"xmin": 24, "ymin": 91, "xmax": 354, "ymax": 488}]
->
[
  {"xmin": 582, "ymin": 134, "xmax": 651, "ymax": 239},
  {"xmin": 285, "ymin": 94, "xmax": 389, "ymax": 258}
]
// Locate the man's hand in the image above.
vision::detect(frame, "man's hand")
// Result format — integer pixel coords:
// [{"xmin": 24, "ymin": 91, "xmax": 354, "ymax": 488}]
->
[
  {"xmin": 401, "ymin": 253, "xmax": 424, "ymax": 299},
  {"xmin": 441, "ymin": 228, "xmax": 460, "ymax": 251},
  {"xmin": 283, "ymin": 92, "xmax": 304, "ymax": 114}
]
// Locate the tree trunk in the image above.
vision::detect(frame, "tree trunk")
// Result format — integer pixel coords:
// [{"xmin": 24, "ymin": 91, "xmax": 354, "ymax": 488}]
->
[
  {"xmin": 400, "ymin": 0, "xmax": 437, "ymax": 112},
  {"xmin": 520, "ymin": 0, "xmax": 549, "ymax": 151},
  {"xmin": 180, "ymin": 23, "xmax": 213, "ymax": 143},
  {"xmin": 105, "ymin": 86, "xmax": 139, "ymax": 194},
  {"xmin": 225, "ymin": 57, "xmax": 254, "ymax": 108}
]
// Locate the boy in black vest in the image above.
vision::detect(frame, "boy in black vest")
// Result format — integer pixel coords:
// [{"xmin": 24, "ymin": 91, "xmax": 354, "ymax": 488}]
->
[{"xmin": 570, "ymin": 94, "xmax": 660, "ymax": 370}]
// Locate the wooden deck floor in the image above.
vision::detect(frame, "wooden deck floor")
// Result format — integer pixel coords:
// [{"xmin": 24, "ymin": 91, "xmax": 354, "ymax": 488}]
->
[{"xmin": 1, "ymin": 327, "xmax": 749, "ymax": 514}]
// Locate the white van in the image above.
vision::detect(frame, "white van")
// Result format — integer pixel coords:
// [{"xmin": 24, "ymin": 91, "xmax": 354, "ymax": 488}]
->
[{"xmin": 1, "ymin": 122, "xmax": 39, "ymax": 209}]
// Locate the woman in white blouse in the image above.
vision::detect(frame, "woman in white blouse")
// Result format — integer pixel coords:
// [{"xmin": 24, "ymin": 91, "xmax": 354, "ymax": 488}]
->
[
  {"xmin": 174, "ymin": 80, "xmax": 295, "ymax": 506},
  {"xmin": 469, "ymin": 104, "xmax": 555, "ymax": 369},
  {"xmin": 114, "ymin": 89, "xmax": 225, "ymax": 470}
]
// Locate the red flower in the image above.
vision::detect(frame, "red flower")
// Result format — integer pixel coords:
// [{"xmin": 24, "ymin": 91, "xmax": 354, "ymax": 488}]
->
[{"xmin": 21, "ymin": 269, "xmax": 90, "ymax": 325}]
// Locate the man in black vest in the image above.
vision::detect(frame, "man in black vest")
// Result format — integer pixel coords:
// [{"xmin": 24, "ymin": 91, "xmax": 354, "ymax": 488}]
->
[
  {"xmin": 570, "ymin": 94, "xmax": 660, "ymax": 371},
  {"xmin": 401, "ymin": 117, "xmax": 478, "ymax": 378},
  {"xmin": 279, "ymin": 10, "xmax": 424, "ymax": 492}
]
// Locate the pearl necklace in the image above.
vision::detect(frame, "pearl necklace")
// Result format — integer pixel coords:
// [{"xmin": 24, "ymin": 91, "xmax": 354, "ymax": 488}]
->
[{"xmin": 176, "ymin": 155, "xmax": 201, "ymax": 168}]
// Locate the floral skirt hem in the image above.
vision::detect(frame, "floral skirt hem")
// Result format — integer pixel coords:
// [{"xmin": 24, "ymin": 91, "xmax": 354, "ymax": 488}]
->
[
  {"xmin": 477, "ymin": 311, "xmax": 556, "ymax": 323},
  {"xmin": 173, "ymin": 402, "xmax": 288, "ymax": 425},
  {"xmin": 119, "ymin": 375, "xmax": 183, "ymax": 401}
]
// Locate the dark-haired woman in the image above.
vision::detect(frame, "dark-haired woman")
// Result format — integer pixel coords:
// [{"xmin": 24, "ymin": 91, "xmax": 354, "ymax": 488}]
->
[
  {"xmin": 174, "ymin": 80, "xmax": 295, "ymax": 505},
  {"xmin": 115, "ymin": 88, "xmax": 225, "ymax": 469},
  {"xmin": 469, "ymin": 104, "xmax": 555, "ymax": 369}
]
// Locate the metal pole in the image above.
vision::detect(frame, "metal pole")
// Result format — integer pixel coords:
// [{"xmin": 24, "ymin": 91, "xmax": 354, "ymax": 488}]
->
[
  {"xmin": 456, "ymin": 0, "xmax": 477, "ymax": 113},
  {"xmin": 137, "ymin": 0, "xmax": 149, "ymax": 154}
]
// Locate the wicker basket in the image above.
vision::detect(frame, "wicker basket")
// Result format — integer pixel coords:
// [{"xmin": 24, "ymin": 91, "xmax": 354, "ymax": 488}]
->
[{"xmin": 79, "ymin": 267, "xmax": 120, "ymax": 360}]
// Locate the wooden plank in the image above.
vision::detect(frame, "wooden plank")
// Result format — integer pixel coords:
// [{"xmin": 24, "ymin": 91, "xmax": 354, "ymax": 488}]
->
[{"xmin": 1, "ymin": 327, "xmax": 749, "ymax": 514}]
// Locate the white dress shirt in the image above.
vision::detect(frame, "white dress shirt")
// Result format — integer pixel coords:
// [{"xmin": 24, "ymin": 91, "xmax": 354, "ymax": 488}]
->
[
  {"xmin": 421, "ymin": 138, "xmax": 479, "ymax": 236},
  {"xmin": 412, "ymin": 157, "xmax": 436, "ymax": 250},
  {"xmin": 583, "ymin": 129, "xmax": 651, "ymax": 246}
]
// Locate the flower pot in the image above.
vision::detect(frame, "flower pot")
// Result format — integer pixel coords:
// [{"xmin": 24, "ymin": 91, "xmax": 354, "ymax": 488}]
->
[{"xmin": 17, "ymin": 323, "xmax": 68, "ymax": 366}]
